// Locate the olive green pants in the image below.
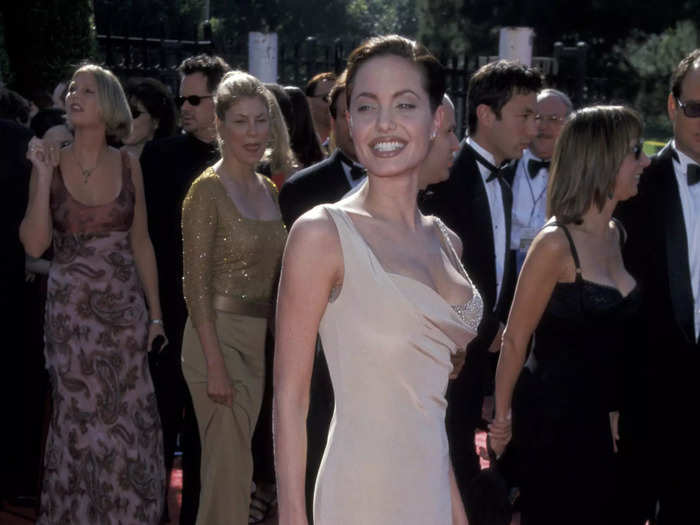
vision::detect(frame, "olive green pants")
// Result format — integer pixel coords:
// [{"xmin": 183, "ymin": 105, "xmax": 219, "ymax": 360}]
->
[{"xmin": 182, "ymin": 312, "xmax": 267, "ymax": 525}]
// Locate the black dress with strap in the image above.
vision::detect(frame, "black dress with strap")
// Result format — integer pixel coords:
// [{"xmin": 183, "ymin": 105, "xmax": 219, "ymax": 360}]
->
[{"xmin": 510, "ymin": 221, "xmax": 640, "ymax": 525}]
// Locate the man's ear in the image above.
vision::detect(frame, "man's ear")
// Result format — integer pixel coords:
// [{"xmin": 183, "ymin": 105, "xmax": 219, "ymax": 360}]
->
[
  {"xmin": 432, "ymin": 104, "xmax": 445, "ymax": 139},
  {"xmin": 476, "ymin": 103, "xmax": 495, "ymax": 130}
]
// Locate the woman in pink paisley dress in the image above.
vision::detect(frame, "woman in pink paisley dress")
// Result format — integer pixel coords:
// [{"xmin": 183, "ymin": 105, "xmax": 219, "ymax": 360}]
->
[{"xmin": 20, "ymin": 64, "xmax": 166, "ymax": 524}]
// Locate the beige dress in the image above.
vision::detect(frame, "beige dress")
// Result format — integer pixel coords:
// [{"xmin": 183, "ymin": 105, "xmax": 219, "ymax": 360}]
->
[{"xmin": 315, "ymin": 205, "xmax": 483, "ymax": 525}]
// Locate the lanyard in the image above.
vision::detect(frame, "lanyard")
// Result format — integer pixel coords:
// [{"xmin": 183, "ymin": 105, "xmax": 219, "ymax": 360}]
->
[{"xmin": 524, "ymin": 166, "xmax": 547, "ymax": 226}]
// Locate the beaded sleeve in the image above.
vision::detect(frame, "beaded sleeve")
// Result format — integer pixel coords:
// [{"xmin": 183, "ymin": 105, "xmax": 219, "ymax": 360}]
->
[{"xmin": 182, "ymin": 174, "xmax": 218, "ymax": 325}]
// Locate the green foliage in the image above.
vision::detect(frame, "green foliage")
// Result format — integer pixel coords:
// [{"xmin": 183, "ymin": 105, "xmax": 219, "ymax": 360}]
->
[
  {"xmin": 346, "ymin": 0, "xmax": 417, "ymax": 37},
  {"xmin": 621, "ymin": 20, "xmax": 699, "ymax": 139}
]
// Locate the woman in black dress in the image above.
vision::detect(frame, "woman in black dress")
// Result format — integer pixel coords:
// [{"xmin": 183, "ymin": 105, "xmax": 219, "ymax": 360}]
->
[{"xmin": 490, "ymin": 105, "xmax": 648, "ymax": 524}]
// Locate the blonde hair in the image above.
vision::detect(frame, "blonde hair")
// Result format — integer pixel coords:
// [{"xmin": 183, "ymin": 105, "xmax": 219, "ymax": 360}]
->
[
  {"xmin": 72, "ymin": 64, "xmax": 132, "ymax": 140},
  {"xmin": 215, "ymin": 70, "xmax": 296, "ymax": 173},
  {"xmin": 547, "ymin": 105, "xmax": 642, "ymax": 224}
]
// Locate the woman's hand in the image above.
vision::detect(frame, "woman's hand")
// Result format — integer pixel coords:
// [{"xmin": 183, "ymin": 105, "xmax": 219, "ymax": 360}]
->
[
  {"xmin": 207, "ymin": 364, "xmax": 234, "ymax": 407},
  {"xmin": 26, "ymin": 137, "xmax": 60, "ymax": 178},
  {"xmin": 609, "ymin": 410, "xmax": 620, "ymax": 453},
  {"xmin": 487, "ymin": 417, "xmax": 512, "ymax": 458},
  {"xmin": 147, "ymin": 322, "xmax": 168, "ymax": 352}
]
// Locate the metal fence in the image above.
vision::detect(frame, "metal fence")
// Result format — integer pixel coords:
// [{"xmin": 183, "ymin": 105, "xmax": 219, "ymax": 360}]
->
[{"xmin": 97, "ymin": 34, "xmax": 594, "ymax": 138}]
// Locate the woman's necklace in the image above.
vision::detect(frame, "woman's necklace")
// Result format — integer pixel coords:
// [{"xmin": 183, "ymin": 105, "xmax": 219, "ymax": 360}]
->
[{"xmin": 73, "ymin": 147, "xmax": 104, "ymax": 184}]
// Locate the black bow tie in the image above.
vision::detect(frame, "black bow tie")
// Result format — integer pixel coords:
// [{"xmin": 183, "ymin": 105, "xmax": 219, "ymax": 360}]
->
[
  {"xmin": 527, "ymin": 159, "xmax": 550, "ymax": 179},
  {"xmin": 337, "ymin": 149, "xmax": 365, "ymax": 181},
  {"xmin": 670, "ymin": 148, "xmax": 700, "ymax": 186}
]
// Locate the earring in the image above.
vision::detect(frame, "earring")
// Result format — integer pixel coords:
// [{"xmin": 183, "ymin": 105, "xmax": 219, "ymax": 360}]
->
[
  {"xmin": 430, "ymin": 130, "xmax": 437, "ymax": 141},
  {"xmin": 607, "ymin": 190, "xmax": 614, "ymax": 199}
]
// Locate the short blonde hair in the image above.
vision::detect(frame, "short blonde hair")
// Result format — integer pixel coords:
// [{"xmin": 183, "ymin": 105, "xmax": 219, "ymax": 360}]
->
[
  {"xmin": 215, "ymin": 70, "xmax": 296, "ymax": 173},
  {"xmin": 547, "ymin": 105, "xmax": 642, "ymax": 224},
  {"xmin": 72, "ymin": 64, "xmax": 132, "ymax": 140}
]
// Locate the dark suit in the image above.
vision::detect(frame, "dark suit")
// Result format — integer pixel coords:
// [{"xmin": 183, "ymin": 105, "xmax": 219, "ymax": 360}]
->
[
  {"xmin": 141, "ymin": 132, "xmax": 219, "ymax": 525},
  {"xmin": 616, "ymin": 143, "xmax": 700, "ymax": 524},
  {"xmin": 420, "ymin": 140, "xmax": 516, "ymax": 499},
  {"xmin": 279, "ymin": 148, "xmax": 353, "ymax": 226},
  {"xmin": 278, "ymin": 148, "xmax": 355, "ymax": 521}
]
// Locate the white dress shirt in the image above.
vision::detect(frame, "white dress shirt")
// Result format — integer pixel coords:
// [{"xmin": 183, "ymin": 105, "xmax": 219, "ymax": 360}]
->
[
  {"xmin": 671, "ymin": 142, "xmax": 700, "ymax": 341},
  {"xmin": 510, "ymin": 148, "xmax": 549, "ymax": 250},
  {"xmin": 467, "ymin": 137, "xmax": 506, "ymax": 307}
]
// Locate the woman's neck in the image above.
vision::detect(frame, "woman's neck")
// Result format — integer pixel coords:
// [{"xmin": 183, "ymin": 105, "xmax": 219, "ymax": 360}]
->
[
  {"xmin": 217, "ymin": 153, "xmax": 258, "ymax": 188},
  {"xmin": 72, "ymin": 127, "xmax": 108, "ymax": 162},
  {"xmin": 576, "ymin": 198, "xmax": 617, "ymax": 236},
  {"xmin": 361, "ymin": 169, "xmax": 421, "ymax": 230}
]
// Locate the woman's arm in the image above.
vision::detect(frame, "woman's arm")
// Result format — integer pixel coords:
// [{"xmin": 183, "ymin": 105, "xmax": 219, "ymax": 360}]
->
[
  {"xmin": 449, "ymin": 461, "xmax": 468, "ymax": 525},
  {"xmin": 20, "ymin": 138, "xmax": 59, "ymax": 257},
  {"xmin": 127, "ymin": 152, "xmax": 166, "ymax": 348},
  {"xmin": 181, "ymin": 174, "xmax": 233, "ymax": 405},
  {"xmin": 274, "ymin": 209, "xmax": 342, "ymax": 525},
  {"xmin": 490, "ymin": 227, "xmax": 569, "ymax": 455}
]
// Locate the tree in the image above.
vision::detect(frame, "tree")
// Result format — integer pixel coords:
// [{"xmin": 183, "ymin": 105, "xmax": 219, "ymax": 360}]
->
[{"xmin": 1, "ymin": 1, "xmax": 96, "ymax": 94}]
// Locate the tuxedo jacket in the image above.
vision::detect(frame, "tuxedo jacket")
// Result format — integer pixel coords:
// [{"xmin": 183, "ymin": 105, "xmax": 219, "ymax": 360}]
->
[
  {"xmin": 616, "ymin": 142, "xmax": 699, "ymax": 427},
  {"xmin": 420, "ymin": 141, "xmax": 516, "ymax": 352},
  {"xmin": 278, "ymin": 149, "xmax": 351, "ymax": 228}
]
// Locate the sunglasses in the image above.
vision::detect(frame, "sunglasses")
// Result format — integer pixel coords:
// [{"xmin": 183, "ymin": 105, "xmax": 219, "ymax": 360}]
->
[
  {"xmin": 130, "ymin": 106, "xmax": 143, "ymax": 119},
  {"xmin": 176, "ymin": 95, "xmax": 213, "ymax": 108},
  {"xmin": 676, "ymin": 97, "xmax": 700, "ymax": 118}
]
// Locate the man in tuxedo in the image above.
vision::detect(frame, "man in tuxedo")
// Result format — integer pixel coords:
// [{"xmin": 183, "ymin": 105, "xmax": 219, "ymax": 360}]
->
[
  {"xmin": 506, "ymin": 88, "xmax": 572, "ymax": 272},
  {"xmin": 280, "ymin": 70, "xmax": 363, "ymax": 226},
  {"xmin": 616, "ymin": 49, "xmax": 700, "ymax": 525},
  {"xmin": 420, "ymin": 60, "xmax": 542, "ymax": 499},
  {"xmin": 140, "ymin": 53, "xmax": 231, "ymax": 525}
]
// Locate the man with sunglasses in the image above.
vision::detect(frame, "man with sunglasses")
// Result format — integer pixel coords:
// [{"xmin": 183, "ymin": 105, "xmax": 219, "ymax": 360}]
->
[
  {"xmin": 505, "ymin": 88, "xmax": 573, "ymax": 273},
  {"xmin": 616, "ymin": 48, "xmax": 700, "ymax": 525},
  {"xmin": 140, "ymin": 53, "xmax": 231, "ymax": 525}
]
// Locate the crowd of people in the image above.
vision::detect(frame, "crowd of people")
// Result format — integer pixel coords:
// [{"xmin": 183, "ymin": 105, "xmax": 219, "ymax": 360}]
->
[{"xmin": 1, "ymin": 33, "xmax": 699, "ymax": 525}]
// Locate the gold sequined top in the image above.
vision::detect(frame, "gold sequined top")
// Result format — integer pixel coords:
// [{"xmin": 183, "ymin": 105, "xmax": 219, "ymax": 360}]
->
[{"xmin": 182, "ymin": 167, "xmax": 287, "ymax": 325}]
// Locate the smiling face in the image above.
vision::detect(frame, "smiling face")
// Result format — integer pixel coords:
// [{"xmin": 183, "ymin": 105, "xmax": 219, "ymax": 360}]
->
[
  {"xmin": 347, "ymin": 54, "xmax": 438, "ymax": 178},
  {"xmin": 122, "ymin": 97, "xmax": 158, "ymax": 146},
  {"xmin": 180, "ymin": 72, "xmax": 216, "ymax": 141},
  {"xmin": 218, "ymin": 95, "xmax": 270, "ymax": 168},
  {"xmin": 669, "ymin": 65, "xmax": 700, "ymax": 164},
  {"xmin": 613, "ymin": 139, "xmax": 651, "ymax": 201},
  {"xmin": 418, "ymin": 100, "xmax": 459, "ymax": 189},
  {"xmin": 65, "ymin": 72, "xmax": 103, "ymax": 128}
]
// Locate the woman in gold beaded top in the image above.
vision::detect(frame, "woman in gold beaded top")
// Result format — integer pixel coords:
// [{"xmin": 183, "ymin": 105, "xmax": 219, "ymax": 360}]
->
[{"xmin": 180, "ymin": 70, "xmax": 291, "ymax": 525}]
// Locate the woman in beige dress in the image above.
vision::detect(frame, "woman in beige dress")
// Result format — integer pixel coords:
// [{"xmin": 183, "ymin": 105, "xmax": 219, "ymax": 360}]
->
[
  {"xmin": 274, "ymin": 36, "xmax": 483, "ymax": 525},
  {"xmin": 181, "ymin": 71, "xmax": 291, "ymax": 525}
]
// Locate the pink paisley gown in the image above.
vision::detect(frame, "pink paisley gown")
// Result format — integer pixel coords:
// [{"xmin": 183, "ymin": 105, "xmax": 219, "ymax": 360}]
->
[{"xmin": 38, "ymin": 150, "xmax": 165, "ymax": 524}]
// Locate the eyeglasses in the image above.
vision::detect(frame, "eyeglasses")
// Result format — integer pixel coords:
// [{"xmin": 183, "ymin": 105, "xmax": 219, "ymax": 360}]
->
[
  {"xmin": 534, "ymin": 114, "xmax": 567, "ymax": 125},
  {"xmin": 130, "ymin": 107, "xmax": 143, "ymax": 119},
  {"xmin": 675, "ymin": 97, "xmax": 700, "ymax": 118},
  {"xmin": 176, "ymin": 95, "xmax": 213, "ymax": 108}
]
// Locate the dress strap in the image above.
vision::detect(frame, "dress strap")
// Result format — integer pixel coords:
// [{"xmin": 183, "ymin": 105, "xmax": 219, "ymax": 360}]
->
[
  {"xmin": 434, "ymin": 218, "xmax": 469, "ymax": 282},
  {"xmin": 550, "ymin": 221, "xmax": 582, "ymax": 281}
]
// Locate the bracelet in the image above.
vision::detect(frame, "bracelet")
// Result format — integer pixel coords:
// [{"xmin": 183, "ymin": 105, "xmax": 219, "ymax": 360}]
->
[{"xmin": 150, "ymin": 319, "xmax": 163, "ymax": 326}]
